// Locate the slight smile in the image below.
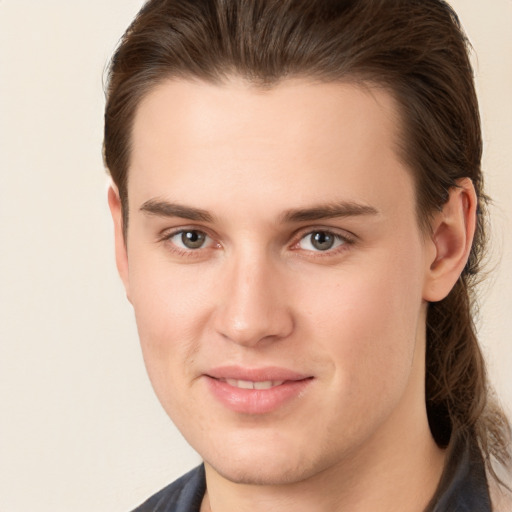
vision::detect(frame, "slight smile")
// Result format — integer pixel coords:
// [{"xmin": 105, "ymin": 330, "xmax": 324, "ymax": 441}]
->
[{"xmin": 204, "ymin": 366, "xmax": 314, "ymax": 415}]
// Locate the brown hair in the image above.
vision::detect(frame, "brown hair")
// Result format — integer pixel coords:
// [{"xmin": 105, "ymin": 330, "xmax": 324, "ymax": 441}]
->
[{"xmin": 104, "ymin": 0, "xmax": 510, "ymax": 478}]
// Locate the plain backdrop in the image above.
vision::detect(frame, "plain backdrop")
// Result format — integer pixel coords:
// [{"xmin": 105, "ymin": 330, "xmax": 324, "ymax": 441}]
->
[{"xmin": 0, "ymin": 1, "xmax": 510, "ymax": 511}]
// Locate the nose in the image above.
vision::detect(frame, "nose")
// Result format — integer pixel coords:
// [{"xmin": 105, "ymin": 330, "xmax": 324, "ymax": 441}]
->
[{"xmin": 212, "ymin": 253, "xmax": 294, "ymax": 347}]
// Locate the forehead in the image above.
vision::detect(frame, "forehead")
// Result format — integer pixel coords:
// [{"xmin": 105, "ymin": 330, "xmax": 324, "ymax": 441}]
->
[{"xmin": 129, "ymin": 77, "xmax": 414, "ymax": 220}]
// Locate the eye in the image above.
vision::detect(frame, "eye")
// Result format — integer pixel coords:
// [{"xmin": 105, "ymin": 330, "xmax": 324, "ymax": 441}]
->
[
  {"xmin": 168, "ymin": 229, "xmax": 212, "ymax": 250},
  {"xmin": 297, "ymin": 230, "xmax": 346, "ymax": 252}
]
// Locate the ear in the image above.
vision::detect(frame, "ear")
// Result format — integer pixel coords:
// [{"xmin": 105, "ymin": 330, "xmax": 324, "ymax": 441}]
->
[
  {"xmin": 423, "ymin": 178, "xmax": 477, "ymax": 302},
  {"xmin": 107, "ymin": 183, "xmax": 131, "ymax": 301}
]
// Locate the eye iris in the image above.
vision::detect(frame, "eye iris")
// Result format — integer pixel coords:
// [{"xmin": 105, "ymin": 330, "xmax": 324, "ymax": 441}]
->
[
  {"xmin": 311, "ymin": 231, "xmax": 335, "ymax": 251},
  {"xmin": 181, "ymin": 231, "xmax": 205, "ymax": 249}
]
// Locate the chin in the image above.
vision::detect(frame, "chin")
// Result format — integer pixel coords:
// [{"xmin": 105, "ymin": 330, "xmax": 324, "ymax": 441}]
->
[
  {"xmin": 201, "ymin": 438, "xmax": 326, "ymax": 486},
  {"xmin": 208, "ymin": 457, "xmax": 315, "ymax": 486}
]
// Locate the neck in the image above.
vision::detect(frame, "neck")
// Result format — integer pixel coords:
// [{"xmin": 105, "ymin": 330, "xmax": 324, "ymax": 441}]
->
[{"xmin": 202, "ymin": 421, "xmax": 446, "ymax": 512}]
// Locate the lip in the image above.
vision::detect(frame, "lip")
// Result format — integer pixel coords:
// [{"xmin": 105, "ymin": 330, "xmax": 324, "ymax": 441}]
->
[
  {"xmin": 204, "ymin": 366, "xmax": 314, "ymax": 414},
  {"xmin": 206, "ymin": 365, "xmax": 310, "ymax": 382}
]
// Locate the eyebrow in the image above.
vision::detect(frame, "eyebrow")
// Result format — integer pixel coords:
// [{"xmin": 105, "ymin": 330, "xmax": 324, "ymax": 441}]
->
[
  {"xmin": 140, "ymin": 199, "xmax": 214, "ymax": 222},
  {"xmin": 140, "ymin": 198, "xmax": 379, "ymax": 223},
  {"xmin": 279, "ymin": 202, "xmax": 379, "ymax": 223}
]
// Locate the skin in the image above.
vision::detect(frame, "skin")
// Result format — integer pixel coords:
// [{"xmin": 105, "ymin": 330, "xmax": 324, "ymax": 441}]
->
[{"xmin": 109, "ymin": 78, "xmax": 477, "ymax": 512}]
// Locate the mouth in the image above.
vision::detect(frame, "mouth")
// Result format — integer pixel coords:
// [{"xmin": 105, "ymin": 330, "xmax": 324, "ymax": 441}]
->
[
  {"xmin": 204, "ymin": 366, "xmax": 313, "ymax": 414},
  {"xmin": 220, "ymin": 379, "xmax": 286, "ymax": 390}
]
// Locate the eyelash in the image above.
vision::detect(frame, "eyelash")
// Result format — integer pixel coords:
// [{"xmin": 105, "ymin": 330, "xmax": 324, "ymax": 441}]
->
[
  {"xmin": 158, "ymin": 227, "xmax": 356, "ymax": 258},
  {"xmin": 291, "ymin": 228, "xmax": 355, "ymax": 257},
  {"xmin": 158, "ymin": 228, "xmax": 218, "ymax": 258}
]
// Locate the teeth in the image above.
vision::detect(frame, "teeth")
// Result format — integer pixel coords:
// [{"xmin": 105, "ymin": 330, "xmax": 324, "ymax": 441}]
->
[
  {"xmin": 254, "ymin": 380, "xmax": 285, "ymax": 390},
  {"xmin": 225, "ymin": 379, "xmax": 285, "ymax": 389},
  {"xmin": 236, "ymin": 379, "xmax": 254, "ymax": 389}
]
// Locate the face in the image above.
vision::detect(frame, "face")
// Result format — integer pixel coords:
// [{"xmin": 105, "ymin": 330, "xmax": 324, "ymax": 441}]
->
[{"xmin": 114, "ymin": 78, "xmax": 436, "ymax": 485}]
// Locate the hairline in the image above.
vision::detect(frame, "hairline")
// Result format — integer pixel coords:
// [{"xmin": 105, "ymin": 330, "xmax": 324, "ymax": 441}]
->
[{"xmin": 118, "ymin": 72, "xmax": 428, "ymax": 242}]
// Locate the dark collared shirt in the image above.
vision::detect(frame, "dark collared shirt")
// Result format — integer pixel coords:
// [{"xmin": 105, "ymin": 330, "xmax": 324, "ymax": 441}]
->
[
  {"xmin": 131, "ymin": 432, "xmax": 492, "ymax": 512},
  {"xmin": 426, "ymin": 431, "xmax": 492, "ymax": 511}
]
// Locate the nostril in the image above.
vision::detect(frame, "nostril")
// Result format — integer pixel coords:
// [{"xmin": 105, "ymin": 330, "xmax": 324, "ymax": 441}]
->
[{"xmin": 212, "ymin": 264, "xmax": 294, "ymax": 345}]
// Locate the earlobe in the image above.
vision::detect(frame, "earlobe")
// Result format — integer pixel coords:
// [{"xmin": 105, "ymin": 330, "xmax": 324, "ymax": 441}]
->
[
  {"xmin": 423, "ymin": 178, "xmax": 477, "ymax": 302},
  {"xmin": 107, "ymin": 184, "xmax": 131, "ymax": 301}
]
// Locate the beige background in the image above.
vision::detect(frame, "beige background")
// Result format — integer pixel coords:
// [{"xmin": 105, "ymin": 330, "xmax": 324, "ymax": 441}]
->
[{"xmin": 0, "ymin": 1, "xmax": 510, "ymax": 510}]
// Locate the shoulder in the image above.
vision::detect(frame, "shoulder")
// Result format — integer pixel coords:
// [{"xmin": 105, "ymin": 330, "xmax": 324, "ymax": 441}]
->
[
  {"xmin": 427, "ymin": 430, "xmax": 493, "ymax": 511},
  {"xmin": 130, "ymin": 465, "xmax": 206, "ymax": 512}
]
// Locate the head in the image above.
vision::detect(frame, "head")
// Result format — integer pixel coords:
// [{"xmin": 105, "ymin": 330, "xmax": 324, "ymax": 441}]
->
[{"xmin": 104, "ymin": 0, "xmax": 510, "ymax": 483}]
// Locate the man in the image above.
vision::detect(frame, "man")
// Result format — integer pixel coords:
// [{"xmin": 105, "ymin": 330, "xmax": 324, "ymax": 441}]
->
[{"xmin": 103, "ymin": 1, "xmax": 511, "ymax": 510}]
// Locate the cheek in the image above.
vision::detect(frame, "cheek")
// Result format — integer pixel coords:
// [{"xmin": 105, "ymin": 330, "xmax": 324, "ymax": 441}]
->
[
  {"xmin": 126, "ymin": 252, "xmax": 215, "ymax": 392},
  {"xmin": 299, "ymin": 248, "xmax": 425, "ymax": 399}
]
